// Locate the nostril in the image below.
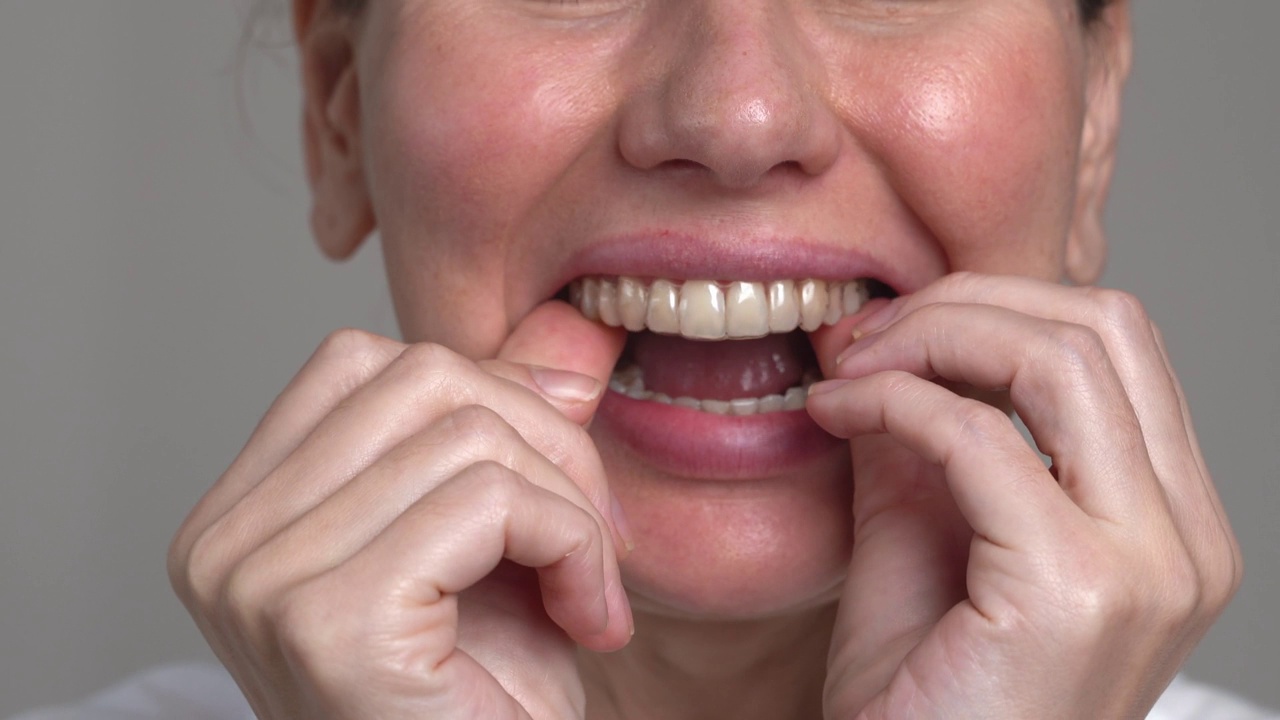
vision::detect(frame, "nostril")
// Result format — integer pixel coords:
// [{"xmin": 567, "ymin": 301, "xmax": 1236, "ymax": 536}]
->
[{"xmin": 661, "ymin": 159, "xmax": 705, "ymax": 174}]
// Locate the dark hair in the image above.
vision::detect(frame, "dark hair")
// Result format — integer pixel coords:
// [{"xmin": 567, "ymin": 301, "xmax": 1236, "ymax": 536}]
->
[{"xmin": 330, "ymin": 0, "xmax": 1112, "ymax": 24}]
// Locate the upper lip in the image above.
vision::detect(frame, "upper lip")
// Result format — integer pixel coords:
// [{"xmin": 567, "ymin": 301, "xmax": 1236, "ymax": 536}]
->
[{"xmin": 549, "ymin": 228, "xmax": 941, "ymax": 301}]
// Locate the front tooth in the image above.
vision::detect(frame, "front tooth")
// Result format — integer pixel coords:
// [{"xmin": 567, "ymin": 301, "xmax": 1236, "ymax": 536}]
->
[
  {"xmin": 597, "ymin": 279, "xmax": 621, "ymax": 327},
  {"xmin": 824, "ymin": 282, "xmax": 843, "ymax": 326},
  {"xmin": 798, "ymin": 279, "xmax": 827, "ymax": 331},
  {"xmin": 618, "ymin": 277, "xmax": 648, "ymax": 332},
  {"xmin": 729, "ymin": 398, "xmax": 760, "ymax": 416},
  {"xmin": 647, "ymin": 279, "xmax": 681, "ymax": 334},
  {"xmin": 580, "ymin": 277, "xmax": 600, "ymax": 321},
  {"xmin": 679, "ymin": 280, "xmax": 727, "ymax": 340},
  {"xmin": 725, "ymin": 281, "xmax": 769, "ymax": 338},
  {"xmin": 701, "ymin": 399, "xmax": 731, "ymax": 414},
  {"xmin": 758, "ymin": 394, "xmax": 786, "ymax": 413},
  {"xmin": 767, "ymin": 280, "xmax": 800, "ymax": 333},
  {"xmin": 577, "ymin": 276, "xmax": 870, "ymax": 336}
]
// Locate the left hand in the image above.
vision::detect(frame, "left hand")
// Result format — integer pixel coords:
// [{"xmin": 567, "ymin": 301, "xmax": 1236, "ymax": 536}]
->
[{"xmin": 806, "ymin": 272, "xmax": 1242, "ymax": 719}]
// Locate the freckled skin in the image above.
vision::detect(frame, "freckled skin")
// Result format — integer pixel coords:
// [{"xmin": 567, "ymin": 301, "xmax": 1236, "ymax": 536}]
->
[{"xmin": 345, "ymin": 0, "xmax": 1101, "ymax": 621}]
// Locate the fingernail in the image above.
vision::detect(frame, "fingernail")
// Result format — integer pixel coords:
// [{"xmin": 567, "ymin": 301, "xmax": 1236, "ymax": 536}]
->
[
  {"xmin": 837, "ymin": 326, "xmax": 886, "ymax": 364},
  {"xmin": 807, "ymin": 379, "xmax": 852, "ymax": 397},
  {"xmin": 610, "ymin": 492, "xmax": 637, "ymax": 554},
  {"xmin": 852, "ymin": 298, "xmax": 901, "ymax": 336},
  {"xmin": 529, "ymin": 366, "xmax": 602, "ymax": 402}
]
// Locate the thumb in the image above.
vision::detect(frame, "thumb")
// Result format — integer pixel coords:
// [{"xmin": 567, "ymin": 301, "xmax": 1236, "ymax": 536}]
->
[
  {"xmin": 807, "ymin": 301, "xmax": 972, "ymax": 713},
  {"xmin": 488, "ymin": 299, "xmax": 626, "ymax": 426}
]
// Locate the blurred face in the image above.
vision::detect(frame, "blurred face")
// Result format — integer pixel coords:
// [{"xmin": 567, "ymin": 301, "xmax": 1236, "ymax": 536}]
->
[{"xmin": 300, "ymin": 0, "xmax": 1128, "ymax": 619}]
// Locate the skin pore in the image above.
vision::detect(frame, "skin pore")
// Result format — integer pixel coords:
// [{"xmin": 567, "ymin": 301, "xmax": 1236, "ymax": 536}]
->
[{"xmin": 287, "ymin": 0, "xmax": 1130, "ymax": 718}]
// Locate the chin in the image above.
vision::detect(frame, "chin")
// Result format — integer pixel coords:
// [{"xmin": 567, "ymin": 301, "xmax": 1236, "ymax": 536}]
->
[{"xmin": 597, "ymin": 435, "xmax": 853, "ymax": 620}]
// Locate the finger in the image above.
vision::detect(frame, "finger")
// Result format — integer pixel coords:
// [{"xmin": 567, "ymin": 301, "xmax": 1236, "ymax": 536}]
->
[
  {"xmin": 224, "ymin": 405, "xmax": 629, "ymax": 648},
  {"xmin": 490, "ymin": 300, "xmax": 627, "ymax": 427},
  {"xmin": 1150, "ymin": 327, "xmax": 1242, "ymax": 606},
  {"xmin": 284, "ymin": 461, "xmax": 632, "ymax": 663},
  {"xmin": 826, "ymin": 434, "xmax": 972, "ymax": 710},
  {"xmin": 845, "ymin": 275, "xmax": 1238, "ymax": 589},
  {"xmin": 847, "ymin": 275, "xmax": 1205, "ymax": 521},
  {"xmin": 185, "ymin": 329, "xmax": 405, "ymax": 521},
  {"xmin": 171, "ymin": 331, "xmax": 405, "ymax": 590},
  {"xmin": 833, "ymin": 302, "xmax": 1168, "ymax": 525},
  {"xmin": 207, "ymin": 340, "xmax": 619, "ymax": 554},
  {"xmin": 808, "ymin": 370, "xmax": 1073, "ymax": 549}
]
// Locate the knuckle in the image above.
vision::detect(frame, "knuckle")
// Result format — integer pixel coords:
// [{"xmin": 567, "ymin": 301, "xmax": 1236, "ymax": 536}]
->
[
  {"xmin": 1060, "ymin": 554, "xmax": 1133, "ymax": 636},
  {"xmin": 1153, "ymin": 548, "xmax": 1203, "ymax": 627},
  {"xmin": 222, "ymin": 555, "xmax": 275, "ymax": 629},
  {"xmin": 306, "ymin": 329, "xmax": 406, "ymax": 410},
  {"xmin": 270, "ymin": 582, "xmax": 325, "ymax": 652},
  {"xmin": 1085, "ymin": 287, "xmax": 1151, "ymax": 333},
  {"xmin": 269, "ymin": 580, "xmax": 350, "ymax": 685},
  {"xmin": 536, "ymin": 421, "xmax": 598, "ymax": 474},
  {"xmin": 1204, "ymin": 526, "xmax": 1245, "ymax": 612},
  {"xmin": 395, "ymin": 342, "xmax": 479, "ymax": 404},
  {"xmin": 1045, "ymin": 323, "xmax": 1109, "ymax": 373},
  {"xmin": 445, "ymin": 404, "xmax": 514, "ymax": 443},
  {"xmin": 166, "ymin": 521, "xmax": 201, "ymax": 602},
  {"xmin": 444, "ymin": 404, "xmax": 522, "ymax": 455},
  {"xmin": 951, "ymin": 399, "xmax": 1011, "ymax": 446},
  {"xmin": 399, "ymin": 341, "xmax": 462, "ymax": 372},
  {"xmin": 317, "ymin": 327, "xmax": 384, "ymax": 360},
  {"xmin": 176, "ymin": 519, "xmax": 237, "ymax": 612},
  {"xmin": 1228, "ymin": 531, "xmax": 1246, "ymax": 597},
  {"xmin": 460, "ymin": 459, "xmax": 526, "ymax": 509},
  {"xmin": 316, "ymin": 328, "xmax": 403, "ymax": 381}
]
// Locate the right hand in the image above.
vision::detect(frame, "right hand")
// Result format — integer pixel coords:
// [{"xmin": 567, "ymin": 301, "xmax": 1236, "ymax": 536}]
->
[{"xmin": 168, "ymin": 301, "xmax": 633, "ymax": 720}]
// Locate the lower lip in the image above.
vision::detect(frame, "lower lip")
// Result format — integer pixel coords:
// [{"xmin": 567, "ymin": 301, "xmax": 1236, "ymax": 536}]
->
[{"xmin": 592, "ymin": 390, "xmax": 845, "ymax": 480}]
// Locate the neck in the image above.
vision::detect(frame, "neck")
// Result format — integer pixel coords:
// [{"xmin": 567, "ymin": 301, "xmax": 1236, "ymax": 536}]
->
[{"xmin": 578, "ymin": 603, "xmax": 837, "ymax": 720}]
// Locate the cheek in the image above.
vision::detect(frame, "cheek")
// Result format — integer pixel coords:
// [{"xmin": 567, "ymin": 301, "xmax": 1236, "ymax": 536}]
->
[
  {"xmin": 360, "ymin": 16, "xmax": 616, "ymax": 352},
  {"xmin": 853, "ymin": 23, "xmax": 1086, "ymax": 278}
]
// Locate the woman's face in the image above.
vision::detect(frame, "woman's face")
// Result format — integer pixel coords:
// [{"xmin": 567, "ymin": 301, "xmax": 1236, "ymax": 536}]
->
[{"xmin": 299, "ymin": 0, "xmax": 1128, "ymax": 619}]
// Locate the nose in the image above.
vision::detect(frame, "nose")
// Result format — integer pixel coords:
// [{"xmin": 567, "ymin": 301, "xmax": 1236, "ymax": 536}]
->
[{"xmin": 617, "ymin": 0, "xmax": 842, "ymax": 190}]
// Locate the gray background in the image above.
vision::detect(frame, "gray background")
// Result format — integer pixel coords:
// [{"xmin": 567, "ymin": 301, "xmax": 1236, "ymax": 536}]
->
[{"xmin": 1, "ymin": 1, "xmax": 1276, "ymax": 715}]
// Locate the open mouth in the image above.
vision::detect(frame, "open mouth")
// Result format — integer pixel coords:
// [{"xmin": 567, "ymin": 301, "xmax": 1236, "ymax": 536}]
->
[{"xmin": 565, "ymin": 276, "xmax": 897, "ymax": 416}]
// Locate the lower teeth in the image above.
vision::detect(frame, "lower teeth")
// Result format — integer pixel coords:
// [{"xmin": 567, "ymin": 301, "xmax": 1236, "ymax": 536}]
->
[{"xmin": 607, "ymin": 366, "xmax": 818, "ymax": 415}]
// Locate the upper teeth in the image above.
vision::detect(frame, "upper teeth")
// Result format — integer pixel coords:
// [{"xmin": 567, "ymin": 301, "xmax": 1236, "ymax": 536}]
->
[{"xmin": 569, "ymin": 277, "xmax": 869, "ymax": 339}]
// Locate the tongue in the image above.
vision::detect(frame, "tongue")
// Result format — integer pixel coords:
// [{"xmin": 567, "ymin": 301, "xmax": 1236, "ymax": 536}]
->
[{"xmin": 627, "ymin": 331, "xmax": 817, "ymax": 401}]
